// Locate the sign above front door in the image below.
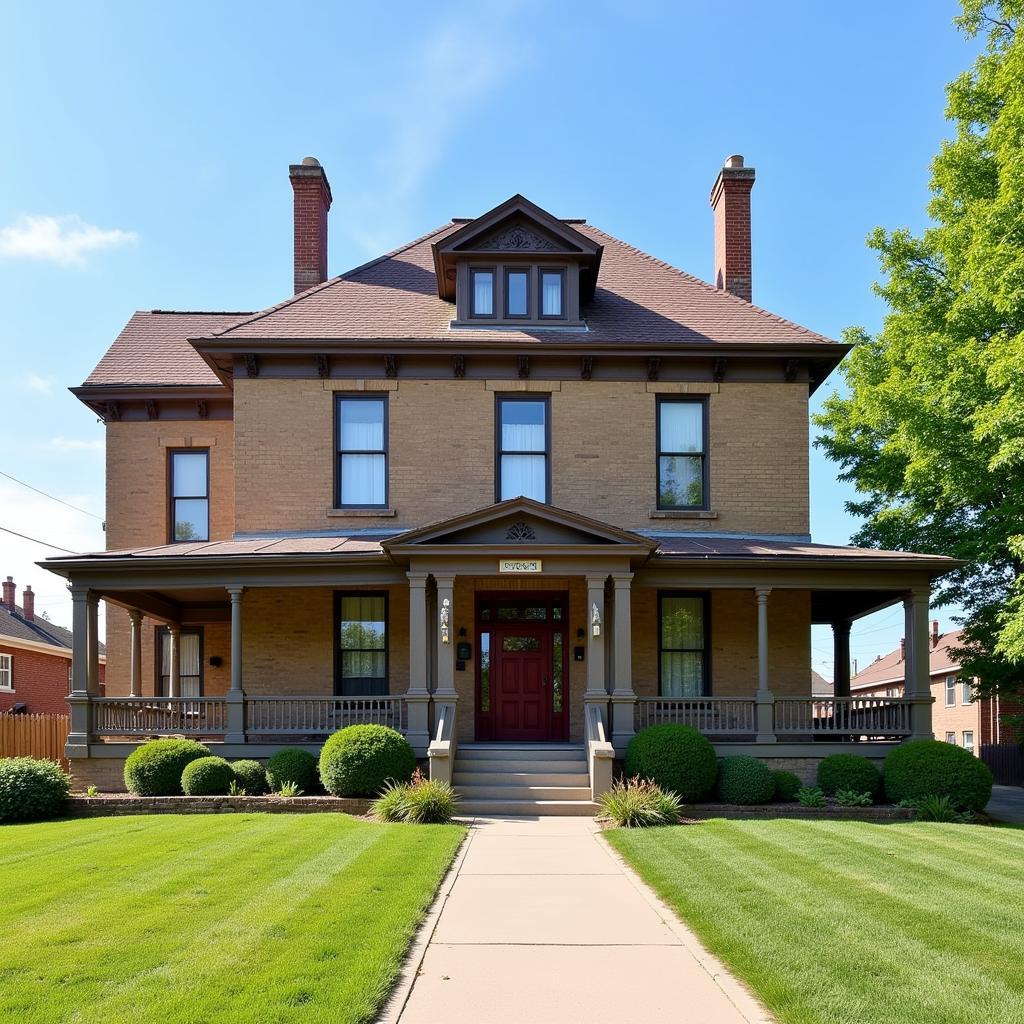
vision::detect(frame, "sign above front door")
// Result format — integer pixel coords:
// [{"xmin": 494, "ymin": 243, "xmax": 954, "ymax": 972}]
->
[{"xmin": 499, "ymin": 558, "xmax": 542, "ymax": 573}]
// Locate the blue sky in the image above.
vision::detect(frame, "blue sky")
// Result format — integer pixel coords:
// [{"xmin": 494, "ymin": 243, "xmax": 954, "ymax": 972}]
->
[{"xmin": 0, "ymin": 0, "xmax": 978, "ymax": 674}]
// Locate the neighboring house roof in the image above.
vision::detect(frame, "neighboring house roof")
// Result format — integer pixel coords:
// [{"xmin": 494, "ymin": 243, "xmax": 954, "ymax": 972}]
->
[
  {"xmin": 811, "ymin": 670, "xmax": 833, "ymax": 696},
  {"xmin": 851, "ymin": 628, "xmax": 964, "ymax": 690},
  {"xmin": 0, "ymin": 601, "xmax": 105, "ymax": 655}
]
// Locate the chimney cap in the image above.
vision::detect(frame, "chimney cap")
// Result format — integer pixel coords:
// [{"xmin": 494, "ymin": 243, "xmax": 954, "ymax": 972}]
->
[
  {"xmin": 725, "ymin": 154, "xmax": 745, "ymax": 168},
  {"xmin": 301, "ymin": 156, "xmax": 321, "ymax": 167}
]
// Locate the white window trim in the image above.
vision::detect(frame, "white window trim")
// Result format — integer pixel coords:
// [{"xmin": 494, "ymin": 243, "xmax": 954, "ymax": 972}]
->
[
  {"xmin": 945, "ymin": 731, "xmax": 957, "ymax": 744},
  {"xmin": 0, "ymin": 653, "xmax": 12, "ymax": 691},
  {"xmin": 963, "ymin": 730, "xmax": 975, "ymax": 753},
  {"xmin": 944, "ymin": 674, "xmax": 957, "ymax": 708}
]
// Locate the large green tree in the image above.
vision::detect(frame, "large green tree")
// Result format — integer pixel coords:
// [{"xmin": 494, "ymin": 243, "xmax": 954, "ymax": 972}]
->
[{"xmin": 815, "ymin": 1, "xmax": 1024, "ymax": 700}]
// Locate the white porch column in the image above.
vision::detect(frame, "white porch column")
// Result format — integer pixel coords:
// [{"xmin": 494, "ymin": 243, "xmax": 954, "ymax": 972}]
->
[
  {"xmin": 128, "ymin": 610, "xmax": 143, "ymax": 698},
  {"xmin": 405, "ymin": 572, "xmax": 431, "ymax": 755},
  {"xmin": 434, "ymin": 574, "xmax": 457, "ymax": 698},
  {"xmin": 585, "ymin": 574, "xmax": 607, "ymax": 702},
  {"xmin": 904, "ymin": 586, "xmax": 933, "ymax": 739},
  {"xmin": 225, "ymin": 586, "xmax": 245, "ymax": 743},
  {"xmin": 754, "ymin": 587, "xmax": 776, "ymax": 743},
  {"xmin": 610, "ymin": 572, "xmax": 636, "ymax": 751},
  {"xmin": 86, "ymin": 594, "xmax": 100, "ymax": 696},
  {"xmin": 167, "ymin": 624, "xmax": 181, "ymax": 699},
  {"xmin": 66, "ymin": 585, "xmax": 92, "ymax": 758}
]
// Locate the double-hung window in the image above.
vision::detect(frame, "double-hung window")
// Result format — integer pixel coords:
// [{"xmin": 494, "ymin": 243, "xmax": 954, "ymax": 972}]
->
[
  {"xmin": 539, "ymin": 269, "xmax": 565, "ymax": 318},
  {"xmin": 658, "ymin": 593, "xmax": 708, "ymax": 697},
  {"xmin": 336, "ymin": 396, "xmax": 387, "ymax": 507},
  {"xmin": 961, "ymin": 678, "xmax": 973, "ymax": 704},
  {"xmin": 963, "ymin": 730, "xmax": 975, "ymax": 754},
  {"xmin": 470, "ymin": 268, "xmax": 495, "ymax": 317},
  {"xmin": 336, "ymin": 593, "xmax": 388, "ymax": 696},
  {"xmin": 158, "ymin": 628, "xmax": 203, "ymax": 697},
  {"xmin": 0, "ymin": 654, "xmax": 11, "ymax": 691},
  {"xmin": 497, "ymin": 396, "xmax": 549, "ymax": 502},
  {"xmin": 945, "ymin": 675, "xmax": 957, "ymax": 707},
  {"xmin": 945, "ymin": 731, "xmax": 957, "ymax": 744},
  {"xmin": 169, "ymin": 450, "xmax": 209, "ymax": 542},
  {"xmin": 657, "ymin": 398, "xmax": 707, "ymax": 509}
]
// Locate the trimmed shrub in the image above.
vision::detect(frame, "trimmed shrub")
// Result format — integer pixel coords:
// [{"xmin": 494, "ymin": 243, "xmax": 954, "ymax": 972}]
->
[
  {"xmin": 0, "ymin": 758, "xmax": 71, "ymax": 822},
  {"xmin": 772, "ymin": 769, "xmax": 803, "ymax": 802},
  {"xmin": 623, "ymin": 724, "xmax": 718, "ymax": 802},
  {"xmin": 231, "ymin": 759, "xmax": 269, "ymax": 796},
  {"xmin": 817, "ymin": 754, "xmax": 881, "ymax": 799},
  {"xmin": 266, "ymin": 748, "xmax": 320, "ymax": 795},
  {"xmin": 319, "ymin": 725, "xmax": 416, "ymax": 797},
  {"xmin": 598, "ymin": 777, "xmax": 683, "ymax": 828},
  {"xmin": 181, "ymin": 756, "xmax": 235, "ymax": 796},
  {"xmin": 123, "ymin": 739, "xmax": 210, "ymax": 796},
  {"xmin": 716, "ymin": 755, "xmax": 775, "ymax": 805},
  {"xmin": 884, "ymin": 739, "xmax": 993, "ymax": 811}
]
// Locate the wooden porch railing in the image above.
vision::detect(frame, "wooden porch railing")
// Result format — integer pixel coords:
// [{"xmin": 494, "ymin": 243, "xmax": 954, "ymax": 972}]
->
[
  {"xmin": 245, "ymin": 696, "xmax": 407, "ymax": 736},
  {"xmin": 773, "ymin": 697, "xmax": 912, "ymax": 738},
  {"xmin": 634, "ymin": 697, "xmax": 757, "ymax": 735},
  {"xmin": 92, "ymin": 698, "xmax": 229, "ymax": 737}
]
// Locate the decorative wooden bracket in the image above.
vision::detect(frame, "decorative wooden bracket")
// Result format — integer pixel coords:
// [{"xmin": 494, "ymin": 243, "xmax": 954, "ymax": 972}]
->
[
  {"xmin": 145, "ymin": 400, "xmax": 158, "ymax": 421},
  {"xmin": 384, "ymin": 355, "xmax": 398, "ymax": 378},
  {"xmin": 196, "ymin": 400, "xmax": 209, "ymax": 419},
  {"xmin": 784, "ymin": 358, "xmax": 801, "ymax": 382},
  {"xmin": 104, "ymin": 401, "xmax": 121, "ymax": 422},
  {"xmin": 452, "ymin": 354, "xmax": 466, "ymax": 378},
  {"xmin": 647, "ymin": 357, "xmax": 661, "ymax": 381},
  {"xmin": 315, "ymin": 354, "xmax": 329, "ymax": 379},
  {"xmin": 713, "ymin": 358, "xmax": 728, "ymax": 382},
  {"xmin": 580, "ymin": 356, "xmax": 593, "ymax": 380},
  {"xmin": 517, "ymin": 355, "xmax": 530, "ymax": 379},
  {"xmin": 244, "ymin": 354, "xmax": 259, "ymax": 378}
]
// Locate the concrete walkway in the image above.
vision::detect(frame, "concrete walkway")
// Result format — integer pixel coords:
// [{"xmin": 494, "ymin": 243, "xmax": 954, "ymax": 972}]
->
[
  {"xmin": 381, "ymin": 816, "xmax": 771, "ymax": 1024},
  {"xmin": 987, "ymin": 784, "xmax": 1024, "ymax": 824}
]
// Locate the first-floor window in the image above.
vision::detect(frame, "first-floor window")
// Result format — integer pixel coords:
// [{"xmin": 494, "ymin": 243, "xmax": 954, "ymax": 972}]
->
[
  {"xmin": 0, "ymin": 654, "xmax": 12, "ymax": 690},
  {"xmin": 963, "ymin": 730, "xmax": 975, "ymax": 754},
  {"xmin": 336, "ymin": 593, "xmax": 388, "ymax": 696},
  {"xmin": 945, "ymin": 675, "xmax": 957, "ymax": 707},
  {"xmin": 945, "ymin": 731, "xmax": 957, "ymax": 744},
  {"xmin": 158, "ymin": 629, "xmax": 203, "ymax": 697},
  {"xmin": 659, "ymin": 593, "xmax": 708, "ymax": 697}
]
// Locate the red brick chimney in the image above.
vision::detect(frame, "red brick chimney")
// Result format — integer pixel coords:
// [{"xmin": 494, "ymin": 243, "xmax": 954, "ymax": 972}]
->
[
  {"xmin": 289, "ymin": 156, "xmax": 332, "ymax": 295},
  {"xmin": 931, "ymin": 620, "xmax": 939, "ymax": 647},
  {"xmin": 710, "ymin": 154, "xmax": 755, "ymax": 302},
  {"xmin": 899, "ymin": 638, "xmax": 906, "ymax": 662},
  {"xmin": 2, "ymin": 577, "xmax": 14, "ymax": 612},
  {"xmin": 22, "ymin": 585, "xmax": 34, "ymax": 622}
]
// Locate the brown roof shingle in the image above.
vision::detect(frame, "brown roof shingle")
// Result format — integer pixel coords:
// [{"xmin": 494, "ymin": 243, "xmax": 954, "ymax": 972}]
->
[{"xmin": 851, "ymin": 629, "xmax": 964, "ymax": 689}]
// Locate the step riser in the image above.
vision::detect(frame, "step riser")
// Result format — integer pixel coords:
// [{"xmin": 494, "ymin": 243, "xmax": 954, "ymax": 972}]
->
[
  {"xmin": 456, "ymin": 748, "xmax": 585, "ymax": 762},
  {"xmin": 457, "ymin": 786, "xmax": 592, "ymax": 801},
  {"xmin": 453, "ymin": 772, "xmax": 590, "ymax": 787},
  {"xmin": 458, "ymin": 799, "xmax": 597, "ymax": 817},
  {"xmin": 455, "ymin": 759, "xmax": 588, "ymax": 774}
]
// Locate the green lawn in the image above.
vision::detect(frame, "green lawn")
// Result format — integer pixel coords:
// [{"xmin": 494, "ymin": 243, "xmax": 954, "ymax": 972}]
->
[
  {"xmin": 0, "ymin": 814, "xmax": 464, "ymax": 1024},
  {"xmin": 607, "ymin": 820, "xmax": 1024, "ymax": 1024}
]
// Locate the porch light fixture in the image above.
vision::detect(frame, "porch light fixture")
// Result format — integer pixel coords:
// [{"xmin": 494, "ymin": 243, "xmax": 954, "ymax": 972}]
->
[
  {"xmin": 591, "ymin": 603, "xmax": 601, "ymax": 637},
  {"xmin": 440, "ymin": 598, "xmax": 451, "ymax": 645}
]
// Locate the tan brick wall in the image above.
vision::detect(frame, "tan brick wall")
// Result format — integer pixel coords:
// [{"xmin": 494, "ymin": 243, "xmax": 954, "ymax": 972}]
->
[{"xmin": 232, "ymin": 378, "xmax": 809, "ymax": 536}]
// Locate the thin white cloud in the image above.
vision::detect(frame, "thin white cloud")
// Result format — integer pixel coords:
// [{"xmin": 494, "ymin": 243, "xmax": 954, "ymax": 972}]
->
[
  {"xmin": 0, "ymin": 214, "xmax": 137, "ymax": 266},
  {"xmin": 44, "ymin": 436, "xmax": 104, "ymax": 453},
  {"xmin": 23, "ymin": 374, "xmax": 54, "ymax": 395}
]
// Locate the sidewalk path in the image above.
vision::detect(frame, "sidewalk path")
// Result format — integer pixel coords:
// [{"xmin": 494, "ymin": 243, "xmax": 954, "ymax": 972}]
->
[{"xmin": 381, "ymin": 816, "xmax": 771, "ymax": 1024}]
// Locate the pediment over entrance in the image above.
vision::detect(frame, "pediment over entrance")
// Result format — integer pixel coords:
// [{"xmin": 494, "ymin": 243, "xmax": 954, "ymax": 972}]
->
[{"xmin": 382, "ymin": 497, "xmax": 657, "ymax": 555}]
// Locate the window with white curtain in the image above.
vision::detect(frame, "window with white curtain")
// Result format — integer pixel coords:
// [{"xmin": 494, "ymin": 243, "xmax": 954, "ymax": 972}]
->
[
  {"xmin": 470, "ymin": 268, "xmax": 495, "ymax": 317},
  {"xmin": 657, "ymin": 398, "xmax": 707, "ymax": 509},
  {"xmin": 170, "ymin": 449, "xmax": 209, "ymax": 542},
  {"xmin": 963, "ymin": 730, "xmax": 974, "ymax": 754},
  {"xmin": 497, "ymin": 396, "xmax": 549, "ymax": 502},
  {"xmin": 337, "ymin": 593, "xmax": 388, "ymax": 696},
  {"xmin": 336, "ymin": 396, "xmax": 387, "ymax": 507},
  {"xmin": 540, "ymin": 270, "xmax": 564, "ymax": 317},
  {"xmin": 659, "ymin": 593, "xmax": 708, "ymax": 697},
  {"xmin": 0, "ymin": 654, "xmax": 12, "ymax": 690},
  {"xmin": 945, "ymin": 675, "xmax": 957, "ymax": 707},
  {"xmin": 159, "ymin": 629, "xmax": 203, "ymax": 697}
]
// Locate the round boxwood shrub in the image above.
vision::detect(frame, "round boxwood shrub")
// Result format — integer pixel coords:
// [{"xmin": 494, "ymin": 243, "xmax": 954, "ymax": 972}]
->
[
  {"xmin": 123, "ymin": 738, "xmax": 210, "ymax": 796},
  {"xmin": 266, "ymin": 747, "xmax": 320, "ymax": 794},
  {"xmin": 319, "ymin": 725, "xmax": 416, "ymax": 797},
  {"xmin": 816, "ymin": 754, "xmax": 881, "ymax": 800},
  {"xmin": 0, "ymin": 757, "xmax": 71, "ymax": 822},
  {"xmin": 772, "ymin": 769, "xmax": 803, "ymax": 802},
  {"xmin": 884, "ymin": 739, "xmax": 993, "ymax": 812},
  {"xmin": 716, "ymin": 755, "xmax": 775, "ymax": 804},
  {"xmin": 181, "ymin": 756, "xmax": 235, "ymax": 796},
  {"xmin": 623, "ymin": 724, "xmax": 718, "ymax": 801},
  {"xmin": 231, "ymin": 759, "xmax": 269, "ymax": 796}
]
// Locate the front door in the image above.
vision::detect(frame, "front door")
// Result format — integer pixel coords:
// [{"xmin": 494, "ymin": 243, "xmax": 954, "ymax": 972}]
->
[{"xmin": 493, "ymin": 628, "xmax": 550, "ymax": 742}]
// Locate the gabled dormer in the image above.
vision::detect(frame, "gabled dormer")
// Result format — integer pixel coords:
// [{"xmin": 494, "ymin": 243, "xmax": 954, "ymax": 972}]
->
[{"xmin": 432, "ymin": 194, "xmax": 603, "ymax": 329}]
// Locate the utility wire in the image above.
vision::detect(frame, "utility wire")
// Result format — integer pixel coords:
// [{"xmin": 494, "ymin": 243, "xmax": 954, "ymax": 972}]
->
[
  {"xmin": 0, "ymin": 470, "xmax": 103, "ymax": 521},
  {"xmin": 0, "ymin": 525, "xmax": 78, "ymax": 554}
]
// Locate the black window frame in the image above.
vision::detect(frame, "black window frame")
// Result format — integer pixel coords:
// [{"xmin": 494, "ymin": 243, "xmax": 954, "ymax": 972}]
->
[
  {"xmin": 155, "ymin": 626, "xmax": 205, "ymax": 697},
  {"xmin": 334, "ymin": 591, "xmax": 390, "ymax": 696},
  {"xmin": 469, "ymin": 266, "xmax": 497, "ymax": 319},
  {"xmin": 495, "ymin": 393, "xmax": 551, "ymax": 504},
  {"xmin": 657, "ymin": 591, "xmax": 711, "ymax": 697},
  {"xmin": 503, "ymin": 266, "xmax": 531, "ymax": 319},
  {"xmin": 334, "ymin": 394, "xmax": 389, "ymax": 509},
  {"xmin": 167, "ymin": 448, "xmax": 210, "ymax": 543},
  {"xmin": 538, "ymin": 267, "xmax": 566, "ymax": 320},
  {"xmin": 655, "ymin": 396, "xmax": 709, "ymax": 511}
]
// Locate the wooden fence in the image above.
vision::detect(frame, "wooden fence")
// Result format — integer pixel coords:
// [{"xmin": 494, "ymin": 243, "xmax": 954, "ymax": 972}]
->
[{"xmin": 0, "ymin": 714, "xmax": 70, "ymax": 767}]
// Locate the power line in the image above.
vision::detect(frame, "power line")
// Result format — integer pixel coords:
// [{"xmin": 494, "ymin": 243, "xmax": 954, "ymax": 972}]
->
[
  {"xmin": 0, "ymin": 470, "xmax": 103, "ymax": 521},
  {"xmin": 0, "ymin": 525, "xmax": 78, "ymax": 554}
]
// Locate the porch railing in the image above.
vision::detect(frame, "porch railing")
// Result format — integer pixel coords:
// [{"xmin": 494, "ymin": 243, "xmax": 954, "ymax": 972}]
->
[
  {"xmin": 634, "ymin": 697, "xmax": 757, "ymax": 735},
  {"xmin": 774, "ymin": 697, "xmax": 912, "ymax": 738},
  {"xmin": 245, "ymin": 696, "xmax": 407, "ymax": 736},
  {"xmin": 92, "ymin": 697, "xmax": 229, "ymax": 737}
]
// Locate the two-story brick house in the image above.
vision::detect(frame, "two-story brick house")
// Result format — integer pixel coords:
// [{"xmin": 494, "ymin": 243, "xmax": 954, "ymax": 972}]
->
[{"xmin": 44, "ymin": 156, "xmax": 957, "ymax": 807}]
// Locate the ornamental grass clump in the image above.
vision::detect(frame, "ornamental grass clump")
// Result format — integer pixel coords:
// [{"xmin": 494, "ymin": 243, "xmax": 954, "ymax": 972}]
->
[
  {"xmin": 597, "ymin": 777, "xmax": 683, "ymax": 828},
  {"xmin": 319, "ymin": 724, "xmax": 416, "ymax": 798},
  {"xmin": 884, "ymin": 739, "xmax": 993, "ymax": 812},
  {"xmin": 123, "ymin": 739, "xmax": 211, "ymax": 796},
  {"xmin": 623, "ymin": 724, "xmax": 717, "ymax": 801},
  {"xmin": 0, "ymin": 758, "xmax": 71, "ymax": 822},
  {"xmin": 372, "ymin": 771, "xmax": 459, "ymax": 824},
  {"xmin": 181, "ymin": 756, "xmax": 235, "ymax": 796},
  {"xmin": 816, "ymin": 754, "xmax": 881, "ymax": 800}
]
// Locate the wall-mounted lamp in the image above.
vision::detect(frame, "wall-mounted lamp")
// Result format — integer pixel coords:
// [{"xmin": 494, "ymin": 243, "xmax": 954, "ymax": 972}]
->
[
  {"xmin": 209, "ymin": 656, "xmax": 223, "ymax": 668},
  {"xmin": 440, "ymin": 598, "xmax": 451, "ymax": 645},
  {"xmin": 576, "ymin": 627, "xmax": 585, "ymax": 641},
  {"xmin": 591, "ymin": 602, "xmax": 602, "ymax": 637}
]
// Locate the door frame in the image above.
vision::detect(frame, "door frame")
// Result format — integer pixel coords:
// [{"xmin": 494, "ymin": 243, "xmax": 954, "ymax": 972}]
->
[{"xmin": 474, "ymin": 591, "xmax": 569, "ymax": 742}]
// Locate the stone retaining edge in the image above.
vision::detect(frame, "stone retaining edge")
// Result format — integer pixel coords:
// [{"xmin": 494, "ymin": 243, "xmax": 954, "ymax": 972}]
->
[
  {"xmin": 67, "ymin": 795, "xmax": 373, "ymax": 816},
  {"xmin": 683, "ymin": 802, "xmax": 914, "ymax": 821}
]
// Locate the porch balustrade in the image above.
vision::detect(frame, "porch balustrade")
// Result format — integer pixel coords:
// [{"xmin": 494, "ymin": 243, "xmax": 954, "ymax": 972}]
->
[
  {"xmin": 634, "ymin": 697, "xmax": 757, "ymax": 736},
  {"xmin": 773, "ymin": 696, "xmax": 912, "ymax": 739},
  {"xmin": 92, "ymin": 697, "xmax": 229, "ymax": 737},
  {"xmin": 245, "ymin": 696, "xmax": 407, "ymax": 735}
]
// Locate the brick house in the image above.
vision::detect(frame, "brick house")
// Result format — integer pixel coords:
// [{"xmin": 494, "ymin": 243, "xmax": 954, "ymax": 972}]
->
[
  {"xmin": 44, "ymin": 155, "xmax": 958, "ymax": 806},
  {"xmin": 1, "ymin": 576, "xmax": 105, "ymax": 716},
  {"xmin": 851, "ymin": 625, "xmax": 1022, "ymax": 755}
]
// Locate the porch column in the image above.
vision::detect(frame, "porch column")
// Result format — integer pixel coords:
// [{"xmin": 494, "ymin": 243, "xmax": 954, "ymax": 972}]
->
[
  {"xmin": 832, "ymin": 618, "xmax": 852, "ymax": 698},
  {"xmin": 754, "ymin": 587, "xmax": 776, "ymax": 743},
  {"xmin": 434, "ymin": 574, "xmax": 457, "ymax": 698},
  {"xmin": 66, "ymin": 585, "xmax": 91, "ymax": 758},
  {"xmin": 610, "ymin": 572, "xmax": 636, "ymax": 751},
  {"xmin": 128, "ymin": 610, "xmax": 143, "ymax": 697},
  {"xmin": 225, "ymin": 586, "xmax": 245, "ymax": 743},
  {"xmin": 405, "ymin": 572, "xmax": 431, "ymax": 754},
  {"xmin": 904, "ymin": 586, "xmax": 933, "ymax": 739},
  {"xmin": 86, "ymin": 593, "xmax": 100, "ymax": 696},
  {"xmin": 585, "ymin": 574, "xmax": 607, "ymax": 703},
  {"xmin": 167, "ymin": 624, "xmax": 180, "ymax": 699}
]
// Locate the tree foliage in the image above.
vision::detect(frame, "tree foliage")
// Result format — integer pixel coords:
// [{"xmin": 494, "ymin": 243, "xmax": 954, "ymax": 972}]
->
[{"xmin": 815, "ymin": 1, "xmax": 1024, "ymax": 698}]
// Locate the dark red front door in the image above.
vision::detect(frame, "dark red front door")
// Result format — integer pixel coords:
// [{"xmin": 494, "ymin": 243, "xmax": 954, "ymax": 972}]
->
[{"xmin": 493, "ymin": 628, "xmax": 550, "ymax": 742}]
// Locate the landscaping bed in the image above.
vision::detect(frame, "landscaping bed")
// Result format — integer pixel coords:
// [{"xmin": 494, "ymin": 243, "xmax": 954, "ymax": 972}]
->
[
  {"xmin": 677, "ymin": 801, "xmax": 913, "ymax": 822},
  {"xmin": 68, "ymin": 793, "xmax": 373, "ymax": 816}
]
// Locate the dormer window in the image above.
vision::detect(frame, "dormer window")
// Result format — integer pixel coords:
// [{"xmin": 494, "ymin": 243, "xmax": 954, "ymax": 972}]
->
[
  {"xmin": 505, "ymin": 269, "xmax": 529, "ymax": 317},
  {"xmin": 465, "ymin": 264, "xmax": 567, "ymax": 323},
  {"xmin": 540, "ymin": 270, "xmax": 564, "ymax": 318},
  {"xmin": 470, "ymin": 268, "xmax": 495, "ymax": 317}
]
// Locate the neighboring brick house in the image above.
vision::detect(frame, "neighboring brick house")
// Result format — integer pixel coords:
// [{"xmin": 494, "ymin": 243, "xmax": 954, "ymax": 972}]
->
[
  {"xmin": 851, "ymin": 624, "xmax": 1022, "ymax": 754},
  {"xmin": 0, "ymin": 576, "xmax": 105, "ymax": 716},
  {"xmin": 44, "ymin": 155, "xmax": 958, "ymax": 804}
]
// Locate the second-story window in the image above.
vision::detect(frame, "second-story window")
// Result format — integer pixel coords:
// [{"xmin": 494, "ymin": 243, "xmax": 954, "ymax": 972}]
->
[
  {"xmin": 657, "ymin": 398, "xmax": 707, "ymax": 510},
  {"xmin": 336, "ymin": 396, "xmax": 387, "ymax": 507},
  {"xmin": 540, "ymin": 270, "xmax": 565, "ymax": 318},
  {"xmin": 169, "ymin": 449, "xmax": 209, "ymax": 542},
  {"xmin": 497, "ymin": 396, "xmax": 549, "ymax": 503},
  {"xmin": 945, "ymin": 675, "xmax": 957, "ymax": 707}
]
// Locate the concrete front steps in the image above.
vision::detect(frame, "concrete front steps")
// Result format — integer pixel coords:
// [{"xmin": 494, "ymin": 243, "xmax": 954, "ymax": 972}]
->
[{"xmin": 453, "ymin": 743, "xmax": 597, "ymax": 817}]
